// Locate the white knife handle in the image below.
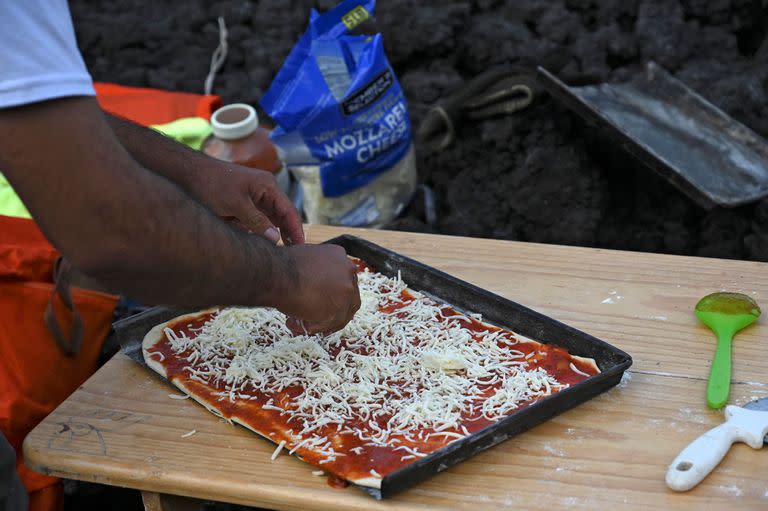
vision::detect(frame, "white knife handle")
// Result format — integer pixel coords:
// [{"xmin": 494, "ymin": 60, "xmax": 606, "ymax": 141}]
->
[
  {"xmin": 665, "ymin": 422, "xmax": 736, "ymax": 492},
  {"xmin": 666, "ymin": 405, "xmax": 768, "ymax": 492}
]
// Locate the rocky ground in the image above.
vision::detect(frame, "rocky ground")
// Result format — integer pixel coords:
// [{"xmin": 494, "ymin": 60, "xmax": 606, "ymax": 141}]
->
[{"xmin": 70, "ymin": 0, "xmax": 768, "ymax": 262}]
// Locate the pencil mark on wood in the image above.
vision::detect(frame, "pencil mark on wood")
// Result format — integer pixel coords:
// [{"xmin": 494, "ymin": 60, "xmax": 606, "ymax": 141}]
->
[
  {"xmin": 72, "ymin": 408, "xmax": 150, "ymax": 430},
  {"xmin": 47, "ymin": 419, "xmax": 107, "ymax": 456},
  {"xmin": 45, "ymin": 410, "xmax": 150, "ymax": 456}
]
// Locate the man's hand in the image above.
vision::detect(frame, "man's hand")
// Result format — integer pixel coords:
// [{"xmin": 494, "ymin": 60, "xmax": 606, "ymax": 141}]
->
[
  {"xmin": 0, "ymin": 97, "xmax": 360, "ymax": 328},
  {"xmin": 104, "ymin": 114, "xmax": 305, "ymax": 245},
  {"xmin": 188, "ymin": 165, "xmax": 305, "ymax": 245},
  {"xmin": 276, "ymin": 244, "xmax": 361, "ymax": 335}
]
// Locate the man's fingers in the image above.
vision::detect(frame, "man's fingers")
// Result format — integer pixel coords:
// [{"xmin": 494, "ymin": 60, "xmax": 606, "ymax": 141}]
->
[
  {"xmin": 268, "ymin": 190, "xmax": 305, "ymax": 245},
  {"xmin": 290, "ymin": 304, "xmax": 357, "ymax": 336},
  {"xmin": 348, "ymin": 270, "xmax": 361, "ymax": 318},
  {"xmin": 329, "ymin": 270, "xmax": 361, "ymax": 334},
  {"xmin": 286, "ymin": 313, "xmax": 341, "ymax": 336},
  {"xmin": 250, "ymin": 184, "xmax": 305, "ymax": 246},
  {"xmin": 218, "ymin": 214, "xmax": 275, "ymax": 241},
  {"xmin": 302, "ymin": 317, "xmax": 344, "ymax": 336},
  {"xmin": 238, "ymin": 207, "xmax": 280, "ymax": 243},
  {"xmin": 286, "ymin": 317, "xmax": 309, "ymax": 336}
]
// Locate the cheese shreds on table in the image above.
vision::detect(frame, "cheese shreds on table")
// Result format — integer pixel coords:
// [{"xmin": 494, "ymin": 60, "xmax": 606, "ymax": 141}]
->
[{"xmin": 143, "ymin": 259, "xmax": 599, "ymax": 488}]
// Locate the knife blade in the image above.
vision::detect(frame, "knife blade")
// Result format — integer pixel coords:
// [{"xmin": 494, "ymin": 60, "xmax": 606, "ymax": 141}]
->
[{"xmin": 743, "ymin": 397, "xmax": 768, "ymax": 444}]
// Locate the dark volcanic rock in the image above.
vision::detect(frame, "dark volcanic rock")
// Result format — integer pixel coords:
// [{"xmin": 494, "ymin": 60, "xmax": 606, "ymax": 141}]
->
[
  {"xmin": 635, "ymin": 0, "xmax": 691, "ymax": 71},
  {"xmin": 70, "ymin": 0, "xmax": 768, "ymax": 262},
  {"xmin": 377, "ymin": 1, "xmax": 471, "ymax": 67}
]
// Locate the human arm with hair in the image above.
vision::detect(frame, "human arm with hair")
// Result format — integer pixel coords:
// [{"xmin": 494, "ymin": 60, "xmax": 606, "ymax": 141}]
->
[
  {"xmin": 104, "ymin": 113, "xmax": 305, "ymax": 245},
  {"xmin": 0, "ymin": 97, "xmax": 359, "ymax": 333}
]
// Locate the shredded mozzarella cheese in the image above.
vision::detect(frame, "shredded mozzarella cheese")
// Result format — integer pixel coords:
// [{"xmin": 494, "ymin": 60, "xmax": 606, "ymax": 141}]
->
[
  {"xmin": 147, "ymin": 351, "xmax": 165, "ymax": 361},
  {"xmin": 271, "ymin": 440, "xmax": 286, "ymax": 461},
  {"xmin": 569, "ymin": 362, "xmax": 591, "ymax": 377},
  {"xmin": 163, "ymin": 266, "xmax": 570, "ymax": 452}
]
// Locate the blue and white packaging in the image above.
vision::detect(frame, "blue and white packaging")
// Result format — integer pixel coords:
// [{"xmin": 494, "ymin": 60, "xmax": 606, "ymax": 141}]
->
[{"xmin": 261, "ymin": 0, "xmax": 416, "ymax": 227}]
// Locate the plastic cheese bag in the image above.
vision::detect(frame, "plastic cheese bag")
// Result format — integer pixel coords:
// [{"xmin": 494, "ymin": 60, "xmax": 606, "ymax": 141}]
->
[{"xmin": 261, "ymin": 0, "xmax": 416, "ymax": 227}]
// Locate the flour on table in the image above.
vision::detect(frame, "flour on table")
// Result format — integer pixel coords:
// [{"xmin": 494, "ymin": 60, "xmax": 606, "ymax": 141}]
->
[
  {"xmin": 676, "ymin": 407, "xmax": 709, "ymax": 425},
  {"xmin": 718, "ymin": 485, "xmax": 743, "ymax": 497},
  {"xmin": 618, "ymin": 372, "xmax": 632, "ymax": 388},
  {"xmin": 542, "ymin": 442, "xmax": 566, "ymax": 457},
  {"xmin": 601, "ymin": 291, "xmax": 623, "ymax": 305}
]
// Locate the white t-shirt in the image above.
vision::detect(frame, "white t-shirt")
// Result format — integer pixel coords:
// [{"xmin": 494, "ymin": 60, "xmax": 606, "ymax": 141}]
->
[{"xmin": 0, "ymin": 1, "xmax": 95, "ymax": 108}]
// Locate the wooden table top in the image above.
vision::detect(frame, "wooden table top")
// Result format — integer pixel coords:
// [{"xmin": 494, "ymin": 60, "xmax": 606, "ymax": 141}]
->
[{"xmin": 24, "ymin": 226, "xmax": 768, "ymax": 510}]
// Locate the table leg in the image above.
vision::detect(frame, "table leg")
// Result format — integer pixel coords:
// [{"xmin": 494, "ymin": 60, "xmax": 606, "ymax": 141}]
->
[
  {"xmin": 141, "ymin": 491, "xmax": 205, "ymax": 511},
  {"xmin": 141, "ymin": 492, "xmax": 163, "ymax": 511}
]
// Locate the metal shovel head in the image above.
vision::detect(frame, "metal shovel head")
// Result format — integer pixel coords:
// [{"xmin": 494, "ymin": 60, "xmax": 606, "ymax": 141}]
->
[
  {"xmin": 743, "ymin": 397, "xmax": 768, "ymax": 444},
  {"xmin": 537, "ymin": 62, "xmax": 768, "ymax": 209}
]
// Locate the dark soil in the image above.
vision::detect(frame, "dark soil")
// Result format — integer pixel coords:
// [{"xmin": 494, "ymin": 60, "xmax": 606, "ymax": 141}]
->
[{"xmin": 70, "ymin": 0, "xmax": 768, "ymax": 261}]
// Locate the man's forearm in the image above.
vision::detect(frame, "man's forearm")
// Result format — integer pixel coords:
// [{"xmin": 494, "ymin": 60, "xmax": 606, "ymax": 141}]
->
[
  {"xmin": 0, "ymin": 97, "xmax": 293, "ymax": 307},
  {"xmin": 105, "ymin": 111, "xmax": 306, "ymax": 247},
  {"xmin": 105, "ymin": 113, "xmax": 217, "ymax": 199},
  {"xmin": 81, "ymin": 161, "xmax": 297, "ymax": 307}
]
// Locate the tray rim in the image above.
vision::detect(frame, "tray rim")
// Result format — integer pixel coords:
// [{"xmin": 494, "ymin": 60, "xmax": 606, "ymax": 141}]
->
[
  {"xmin": 115, "ymin": 234, "xmax": 633, "ymax": 500},
  {"xmin": 322, "ymin": 234, "xmax": 632, "ymax": 498}
]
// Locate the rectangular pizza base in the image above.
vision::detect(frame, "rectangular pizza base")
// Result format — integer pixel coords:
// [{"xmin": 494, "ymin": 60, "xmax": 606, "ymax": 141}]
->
[{"xmin": 116, "ymin": 235, "xmax": 632, "ymax": 499}]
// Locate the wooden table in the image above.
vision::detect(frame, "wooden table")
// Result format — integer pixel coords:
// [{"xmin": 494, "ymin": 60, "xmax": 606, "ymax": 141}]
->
[{"xmin": 24, "ymin": 226, "xmax": 768, "ymax": 510}]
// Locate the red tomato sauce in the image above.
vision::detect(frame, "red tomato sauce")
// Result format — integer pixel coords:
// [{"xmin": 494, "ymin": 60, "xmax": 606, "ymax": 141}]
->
[{"xmin": 145, "ymin": 259, "xmax": 598, "ymax": 486}]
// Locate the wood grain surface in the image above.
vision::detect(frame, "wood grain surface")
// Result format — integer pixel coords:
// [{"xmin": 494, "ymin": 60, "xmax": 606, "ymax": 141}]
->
[{"xmin": 24, "ymin": 226, "xmax": 768, "ymax": 510}]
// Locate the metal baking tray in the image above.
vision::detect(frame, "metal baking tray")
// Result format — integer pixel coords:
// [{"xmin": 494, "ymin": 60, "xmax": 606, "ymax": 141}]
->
[{"xmin": 116, "ymin": 235, "xmax": 632, "ymax": 499}]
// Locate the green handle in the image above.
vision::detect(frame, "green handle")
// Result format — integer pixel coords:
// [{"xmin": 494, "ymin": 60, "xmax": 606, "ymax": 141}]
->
[{"xmin": 707, "ymin": 331, "xmax": 732, "ymax": 409}]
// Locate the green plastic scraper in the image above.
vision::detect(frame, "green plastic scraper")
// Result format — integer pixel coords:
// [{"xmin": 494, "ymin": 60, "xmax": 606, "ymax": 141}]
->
[{"xmin": 695, "ymin": 292, "xmax": 760, "ymax": 409}]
